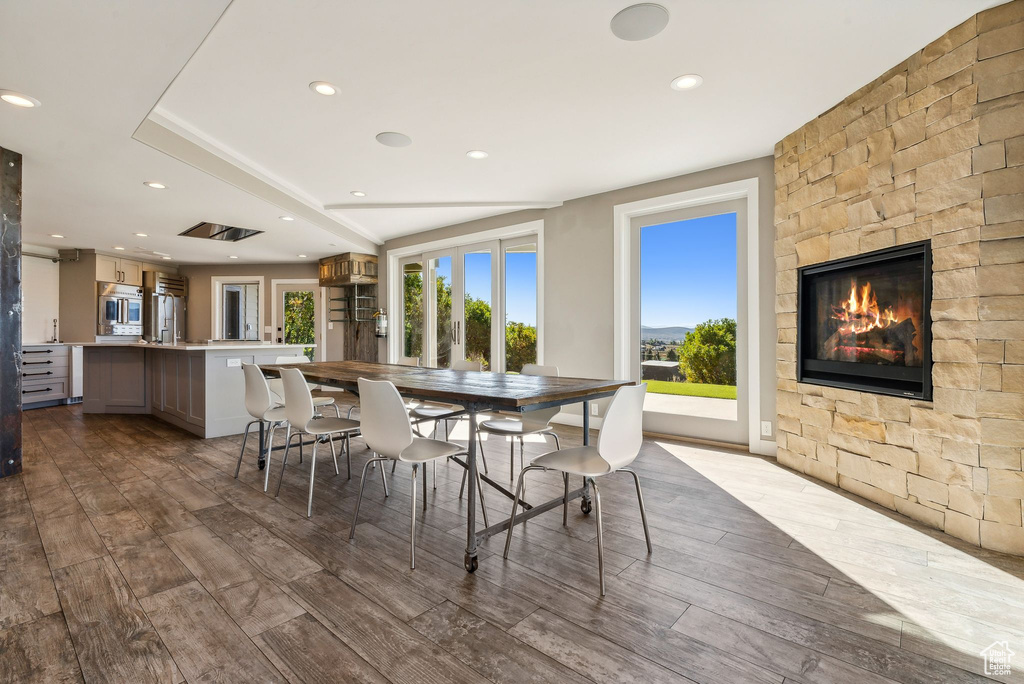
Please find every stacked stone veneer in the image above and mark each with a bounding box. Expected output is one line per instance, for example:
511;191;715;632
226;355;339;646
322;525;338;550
774;1;1024;555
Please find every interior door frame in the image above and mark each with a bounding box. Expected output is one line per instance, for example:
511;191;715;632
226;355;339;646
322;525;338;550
270;278;327;361
210;275;264;341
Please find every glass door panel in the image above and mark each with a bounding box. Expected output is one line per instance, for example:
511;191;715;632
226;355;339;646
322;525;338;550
401;259;425;363
462;243;497;370
503;241;538;373
425;251;454;368
274;283;321;361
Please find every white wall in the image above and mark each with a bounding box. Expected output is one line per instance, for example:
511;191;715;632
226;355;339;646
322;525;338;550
22;247;60;343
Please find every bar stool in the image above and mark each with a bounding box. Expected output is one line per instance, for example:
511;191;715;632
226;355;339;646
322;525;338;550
276;368;361;517
350;377;489;569
503;383;651;596
235;363;288;481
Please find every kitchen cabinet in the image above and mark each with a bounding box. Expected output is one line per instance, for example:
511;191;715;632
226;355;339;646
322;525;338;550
82;346;147;413
96;254;143;286
21;344;69;408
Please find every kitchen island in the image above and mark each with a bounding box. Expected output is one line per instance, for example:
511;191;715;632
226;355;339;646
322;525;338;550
81;342;315;438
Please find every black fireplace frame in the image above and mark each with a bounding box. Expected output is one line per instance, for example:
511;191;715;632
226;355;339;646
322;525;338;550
797;240;932;401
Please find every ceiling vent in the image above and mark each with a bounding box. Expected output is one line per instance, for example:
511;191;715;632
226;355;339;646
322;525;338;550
179;222;264;242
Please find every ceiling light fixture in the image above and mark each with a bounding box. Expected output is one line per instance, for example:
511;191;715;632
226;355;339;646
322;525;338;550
113;246;125;251
297;254;308;258
309;81;337;96
135;233;148;237
610;4;669;41
466;150;489;160
670;73;703;91
50;234;64;239
279;215;294;221
0;90;40;108
143;181;166;189
350;191;366;197
161;256;172;260
229;255;238;259
376;131;412;148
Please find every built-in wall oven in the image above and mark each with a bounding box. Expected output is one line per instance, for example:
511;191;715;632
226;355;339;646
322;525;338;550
97;282;143;335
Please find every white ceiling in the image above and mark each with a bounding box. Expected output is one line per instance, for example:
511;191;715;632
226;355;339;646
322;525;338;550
1;0;1004;264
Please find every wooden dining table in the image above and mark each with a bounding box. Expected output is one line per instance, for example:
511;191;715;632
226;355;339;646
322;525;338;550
261;360;631;572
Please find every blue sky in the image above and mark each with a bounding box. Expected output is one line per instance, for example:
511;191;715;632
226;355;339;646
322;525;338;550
464;251;537;326
640;213;736;328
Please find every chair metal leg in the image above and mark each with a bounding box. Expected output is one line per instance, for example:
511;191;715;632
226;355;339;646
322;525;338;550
234;420;257;478
263;422;279;492
563;472;569;526
275;432;300;497
550;431;561;450
350;457;387;539
423;458;428;512
299;433;303;464
503;465;542;559
306;440;319;518
592;479;605;596
410;464;418;569
509;438;515;481
345;433;352;480
329;435;339;475
432;460;436;491
333;403;342;418
621;468;652;554
458;466;467;499
380;455;390;497
475;466;489;528
391;460;397;474
477;431;488;474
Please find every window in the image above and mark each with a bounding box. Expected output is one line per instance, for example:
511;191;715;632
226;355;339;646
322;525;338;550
503;240;538;373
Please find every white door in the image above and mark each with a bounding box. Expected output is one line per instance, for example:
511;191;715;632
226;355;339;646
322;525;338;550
273;282;323;361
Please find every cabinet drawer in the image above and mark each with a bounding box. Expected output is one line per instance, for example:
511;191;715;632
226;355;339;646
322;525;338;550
22;367;67;382
22;378;68;404
21;355;68;371
23;345;68;358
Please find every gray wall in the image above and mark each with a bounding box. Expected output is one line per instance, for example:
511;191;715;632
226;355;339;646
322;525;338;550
177;262;347;361
379;156;777;444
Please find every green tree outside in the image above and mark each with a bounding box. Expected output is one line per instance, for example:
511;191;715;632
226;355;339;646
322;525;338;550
678;318;737;385
283;290;316;361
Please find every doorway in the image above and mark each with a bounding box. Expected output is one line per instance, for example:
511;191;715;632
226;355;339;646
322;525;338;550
272;280;325;361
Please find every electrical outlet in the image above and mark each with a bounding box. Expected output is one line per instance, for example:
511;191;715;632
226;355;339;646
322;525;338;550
226;358;241;368
328;322;334;330
760;420;773;437
591;403;599;416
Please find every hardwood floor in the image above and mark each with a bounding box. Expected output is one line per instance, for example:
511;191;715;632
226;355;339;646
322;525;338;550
3;401;1024;683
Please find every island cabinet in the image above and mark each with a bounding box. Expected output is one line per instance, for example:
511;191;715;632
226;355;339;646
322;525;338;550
149;349;206;429
82;345;147;413
81;343;312;438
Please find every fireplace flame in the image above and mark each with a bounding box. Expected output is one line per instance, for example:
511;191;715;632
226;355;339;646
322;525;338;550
832;281;898;335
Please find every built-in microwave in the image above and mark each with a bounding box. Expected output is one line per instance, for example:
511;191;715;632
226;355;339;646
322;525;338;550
97;282;143;335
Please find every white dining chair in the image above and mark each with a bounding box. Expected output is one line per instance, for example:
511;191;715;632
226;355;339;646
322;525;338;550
235;363;289;481
276;368;361;517
269;355;344;418
503;383;651;595
410;359;487;463
350;377;489;569
478;363;561;480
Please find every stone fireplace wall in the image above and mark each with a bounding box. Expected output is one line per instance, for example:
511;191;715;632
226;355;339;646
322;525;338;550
774;1;1024;555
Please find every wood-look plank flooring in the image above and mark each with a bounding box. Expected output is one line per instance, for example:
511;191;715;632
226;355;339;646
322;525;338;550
3;401;1024;683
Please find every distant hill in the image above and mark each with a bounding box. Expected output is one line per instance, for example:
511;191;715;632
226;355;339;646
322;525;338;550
641;326;693;342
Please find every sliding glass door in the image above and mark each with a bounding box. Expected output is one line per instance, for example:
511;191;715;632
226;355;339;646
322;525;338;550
400;237;531;372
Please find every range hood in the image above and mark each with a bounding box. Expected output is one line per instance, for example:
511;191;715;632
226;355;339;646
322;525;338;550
179;222;264;242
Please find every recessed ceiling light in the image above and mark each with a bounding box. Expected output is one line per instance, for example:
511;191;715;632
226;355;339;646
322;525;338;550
50;234;64;239
309;81;337;96
135;233;148;237
350;191;366;197
297;254;308;258
279;215;294;221
466;150;489;160
161;256;172;260
113;246;125;251
0;90;40;108
228;255;238;259
610;4;669;41
376;131;412;148
670;74;703;91
143;181;166;189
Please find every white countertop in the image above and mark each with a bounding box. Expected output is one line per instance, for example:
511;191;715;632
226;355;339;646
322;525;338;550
76;342;316;351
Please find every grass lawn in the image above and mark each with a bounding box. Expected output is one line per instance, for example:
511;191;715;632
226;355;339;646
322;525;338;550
646;380;737;400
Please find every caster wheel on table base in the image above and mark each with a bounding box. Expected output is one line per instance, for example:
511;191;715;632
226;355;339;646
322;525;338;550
581;498;593;514
464;553;479;573
258;459;266;471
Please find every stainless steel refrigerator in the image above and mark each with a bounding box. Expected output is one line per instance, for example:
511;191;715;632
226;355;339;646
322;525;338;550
143;272;187;344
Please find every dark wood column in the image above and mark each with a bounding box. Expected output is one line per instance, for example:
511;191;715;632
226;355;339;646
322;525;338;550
1;147;23;478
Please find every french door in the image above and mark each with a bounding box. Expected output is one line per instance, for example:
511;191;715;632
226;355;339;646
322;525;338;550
404;240;500;370
273;281;323;361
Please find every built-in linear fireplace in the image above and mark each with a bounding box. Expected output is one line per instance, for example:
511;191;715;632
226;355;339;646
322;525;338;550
798;241;932;400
